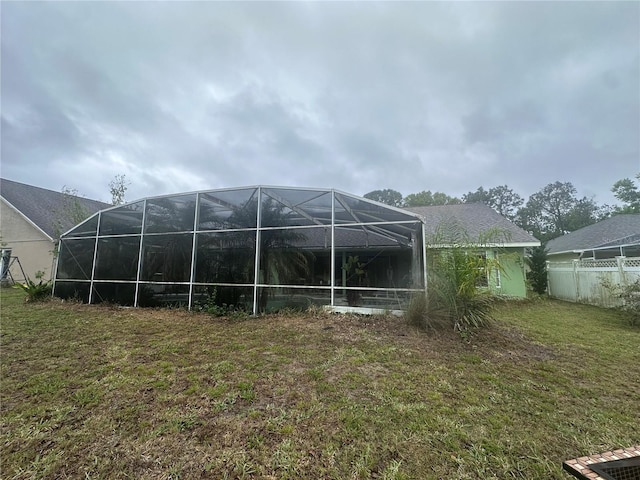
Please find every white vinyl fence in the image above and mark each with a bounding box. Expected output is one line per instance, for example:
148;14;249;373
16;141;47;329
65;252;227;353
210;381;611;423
547;257;640;307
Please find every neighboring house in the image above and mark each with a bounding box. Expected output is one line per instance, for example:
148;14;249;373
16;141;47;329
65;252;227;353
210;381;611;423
406;203;540;298
546;214;640;262
0;178;110;282
545;214;640;307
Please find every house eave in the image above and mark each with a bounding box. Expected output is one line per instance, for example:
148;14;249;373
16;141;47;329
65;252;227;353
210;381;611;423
427;241;540;249
548;241;640;257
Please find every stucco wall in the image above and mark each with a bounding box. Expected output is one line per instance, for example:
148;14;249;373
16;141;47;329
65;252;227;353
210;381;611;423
0;199;55;281
489;248;527;298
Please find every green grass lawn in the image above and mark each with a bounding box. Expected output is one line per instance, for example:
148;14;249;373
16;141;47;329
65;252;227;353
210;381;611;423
1;288;638;479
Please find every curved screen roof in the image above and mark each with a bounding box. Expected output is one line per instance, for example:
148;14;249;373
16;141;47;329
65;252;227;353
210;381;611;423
63;186;423;245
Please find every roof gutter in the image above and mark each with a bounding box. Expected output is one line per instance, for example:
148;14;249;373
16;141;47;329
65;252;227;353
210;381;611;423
549;241;640;256
426;241;540;249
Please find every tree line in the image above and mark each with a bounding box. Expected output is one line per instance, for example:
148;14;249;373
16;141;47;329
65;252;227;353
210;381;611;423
364;174;640;242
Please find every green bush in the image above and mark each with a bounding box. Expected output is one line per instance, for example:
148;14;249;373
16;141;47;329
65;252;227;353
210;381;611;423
14;276;52;302
526;245;548;295
194;287;249;318
601;277;640;326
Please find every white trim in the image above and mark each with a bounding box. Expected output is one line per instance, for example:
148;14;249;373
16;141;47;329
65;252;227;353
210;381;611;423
428;241;540;249
88;211;101;304
331;189;335;307
549;241;640;256
133;199;147;307
252;187;262;315
59;213;100;238
188;192;200;310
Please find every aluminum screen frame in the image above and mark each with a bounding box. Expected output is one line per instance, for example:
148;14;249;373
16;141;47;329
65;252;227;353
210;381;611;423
54;186;427;314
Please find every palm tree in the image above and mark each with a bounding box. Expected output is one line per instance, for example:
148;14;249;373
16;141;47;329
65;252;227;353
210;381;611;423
256;199;312;312
202;196;313;313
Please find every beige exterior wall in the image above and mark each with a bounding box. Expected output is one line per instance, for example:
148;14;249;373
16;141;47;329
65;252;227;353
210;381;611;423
0;199;56;282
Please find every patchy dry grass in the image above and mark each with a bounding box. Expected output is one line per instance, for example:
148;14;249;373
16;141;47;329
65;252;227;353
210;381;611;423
1;289;638;479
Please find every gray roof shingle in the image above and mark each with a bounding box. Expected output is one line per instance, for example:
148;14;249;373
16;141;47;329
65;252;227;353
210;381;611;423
1;178;110;239
546;214;640;255
405;203;540;246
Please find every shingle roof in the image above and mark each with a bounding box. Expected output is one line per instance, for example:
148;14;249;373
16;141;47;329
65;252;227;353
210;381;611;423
405;203;540;246
546;214;640;255
1;178;110;240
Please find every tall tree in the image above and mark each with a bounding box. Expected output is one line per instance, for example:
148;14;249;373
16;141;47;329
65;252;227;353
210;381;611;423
404;190;461;207
463;185;523;221
462;186;491;205
515;181;603;242
612;174;640;214
363;189;404;207
109;174;130;205
565;197;609;231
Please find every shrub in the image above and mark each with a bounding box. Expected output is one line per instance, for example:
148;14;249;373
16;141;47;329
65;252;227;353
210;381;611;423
601;277;640;326
194;287;249;318
14;275;52;302
526;245;548;295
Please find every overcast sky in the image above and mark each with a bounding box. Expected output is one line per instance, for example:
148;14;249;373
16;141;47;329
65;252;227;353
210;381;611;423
2;1;639;207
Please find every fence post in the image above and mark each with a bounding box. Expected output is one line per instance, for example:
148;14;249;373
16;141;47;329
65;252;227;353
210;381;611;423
573;259;580;302
545;260;550;296
617;256;626;287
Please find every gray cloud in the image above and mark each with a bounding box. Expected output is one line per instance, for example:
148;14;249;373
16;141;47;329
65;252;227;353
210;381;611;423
1;1;638;206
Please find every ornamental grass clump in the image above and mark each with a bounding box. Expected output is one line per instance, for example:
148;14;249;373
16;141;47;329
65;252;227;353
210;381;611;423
406;292;428;329
416;223;507;335
426;248;496;333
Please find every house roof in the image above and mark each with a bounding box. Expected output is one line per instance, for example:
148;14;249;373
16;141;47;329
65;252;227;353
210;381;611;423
546;214;640;255
405;203;540;247
1;178;110;240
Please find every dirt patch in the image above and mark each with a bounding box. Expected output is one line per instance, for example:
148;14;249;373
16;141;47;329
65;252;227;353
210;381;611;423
42;300;557;365
466;321;557;362
233;310;558;366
